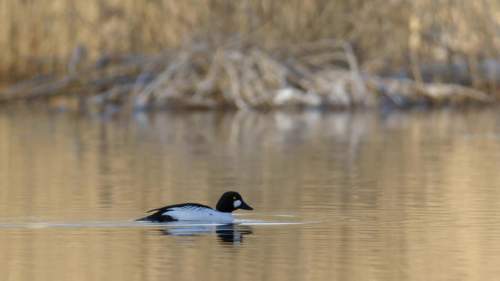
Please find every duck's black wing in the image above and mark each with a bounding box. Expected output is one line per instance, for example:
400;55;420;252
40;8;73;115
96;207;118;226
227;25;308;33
136;203;212;222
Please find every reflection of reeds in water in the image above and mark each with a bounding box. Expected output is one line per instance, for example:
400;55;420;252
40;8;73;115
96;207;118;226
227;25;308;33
1;110;500;280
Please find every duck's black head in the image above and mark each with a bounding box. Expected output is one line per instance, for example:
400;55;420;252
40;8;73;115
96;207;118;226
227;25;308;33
216;191;253;213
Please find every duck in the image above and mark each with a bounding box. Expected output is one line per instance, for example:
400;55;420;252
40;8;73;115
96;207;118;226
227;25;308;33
136;191;253;223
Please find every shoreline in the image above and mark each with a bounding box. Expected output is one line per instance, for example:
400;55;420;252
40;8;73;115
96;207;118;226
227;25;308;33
0;41;497;112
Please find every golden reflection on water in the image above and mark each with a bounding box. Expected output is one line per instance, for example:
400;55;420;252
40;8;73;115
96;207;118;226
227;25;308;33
0;108;500;281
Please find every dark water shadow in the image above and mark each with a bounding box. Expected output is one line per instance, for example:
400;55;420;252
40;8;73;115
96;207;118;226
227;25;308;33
158;224;253;244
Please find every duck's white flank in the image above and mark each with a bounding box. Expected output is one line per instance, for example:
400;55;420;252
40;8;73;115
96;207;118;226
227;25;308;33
162;205;234;223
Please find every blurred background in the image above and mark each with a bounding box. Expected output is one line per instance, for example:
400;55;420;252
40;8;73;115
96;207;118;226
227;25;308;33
0;0;498;109
0;0;498;77
1;2;500;281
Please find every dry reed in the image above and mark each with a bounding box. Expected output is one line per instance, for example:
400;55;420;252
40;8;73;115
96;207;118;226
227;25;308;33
0;0;498;75
0;0;498;108
0;40;493;110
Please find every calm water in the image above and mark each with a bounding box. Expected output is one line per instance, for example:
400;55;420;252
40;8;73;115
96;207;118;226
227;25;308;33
1;107;500;281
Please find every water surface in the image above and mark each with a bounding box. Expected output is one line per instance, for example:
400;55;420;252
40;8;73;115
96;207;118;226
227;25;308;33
1;108;500;281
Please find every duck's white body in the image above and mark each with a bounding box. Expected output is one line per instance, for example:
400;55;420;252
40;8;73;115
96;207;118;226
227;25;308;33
163;205;234;223
137;191;253;223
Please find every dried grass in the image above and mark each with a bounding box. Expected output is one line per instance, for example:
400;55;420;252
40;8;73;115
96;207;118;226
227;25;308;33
0;0;498;109
0;40;493;110
0;0;498;75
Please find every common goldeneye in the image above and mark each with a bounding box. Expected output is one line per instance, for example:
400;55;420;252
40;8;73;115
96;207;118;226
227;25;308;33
136;191;253;223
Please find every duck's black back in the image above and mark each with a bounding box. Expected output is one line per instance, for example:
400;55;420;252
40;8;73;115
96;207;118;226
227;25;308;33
136;203;213;222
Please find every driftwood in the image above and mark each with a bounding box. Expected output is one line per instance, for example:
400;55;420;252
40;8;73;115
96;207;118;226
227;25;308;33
0;40;496;110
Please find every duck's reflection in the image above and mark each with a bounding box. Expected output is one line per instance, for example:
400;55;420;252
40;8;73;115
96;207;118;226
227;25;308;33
159;224;253;244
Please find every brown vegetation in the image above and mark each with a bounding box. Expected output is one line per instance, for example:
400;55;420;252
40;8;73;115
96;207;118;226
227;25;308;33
0;0;498;109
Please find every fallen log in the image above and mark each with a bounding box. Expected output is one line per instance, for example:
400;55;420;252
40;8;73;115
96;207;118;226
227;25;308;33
0;40;495;110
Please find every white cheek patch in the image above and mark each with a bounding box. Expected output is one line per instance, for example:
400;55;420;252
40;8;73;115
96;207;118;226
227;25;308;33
233;200;242;208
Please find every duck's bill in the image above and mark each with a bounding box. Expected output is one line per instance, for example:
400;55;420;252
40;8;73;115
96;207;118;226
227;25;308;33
240;201;253;210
